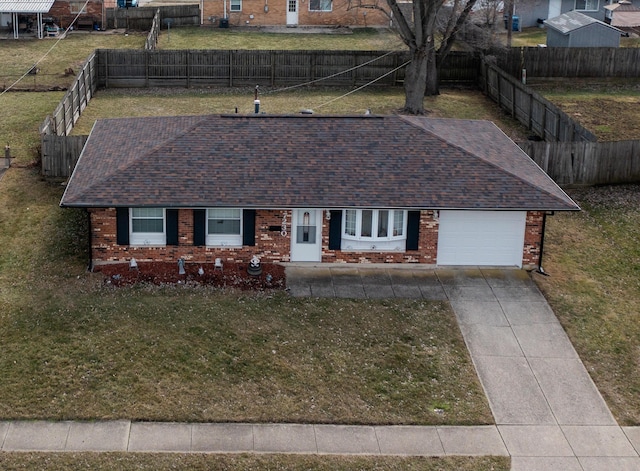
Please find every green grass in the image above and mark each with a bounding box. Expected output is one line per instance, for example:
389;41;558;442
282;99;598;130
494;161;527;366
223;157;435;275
0;31;145;90
157;25;406;50
528;79;640;140
509;27;547;47
535;184;640;425
0;453;510;471
69;87;528;140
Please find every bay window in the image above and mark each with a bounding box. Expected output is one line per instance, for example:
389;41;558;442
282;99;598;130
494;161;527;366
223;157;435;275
342;209;407;251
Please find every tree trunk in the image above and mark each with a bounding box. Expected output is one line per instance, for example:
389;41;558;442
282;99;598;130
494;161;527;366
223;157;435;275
403;46;429;114
425;45;439;96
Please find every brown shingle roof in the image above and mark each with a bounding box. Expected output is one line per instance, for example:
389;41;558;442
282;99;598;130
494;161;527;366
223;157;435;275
60;114;578;211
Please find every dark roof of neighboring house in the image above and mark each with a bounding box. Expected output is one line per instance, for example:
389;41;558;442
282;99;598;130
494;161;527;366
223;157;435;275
60;114;579;211
545;10;623;34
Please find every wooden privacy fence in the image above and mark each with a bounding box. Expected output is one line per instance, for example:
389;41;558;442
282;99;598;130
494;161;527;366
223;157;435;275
106;5;200;31
40;53;97;137
41;135;88;178
498;47;640;78
480;59;597;142
521;140;640;186
95;49;480;88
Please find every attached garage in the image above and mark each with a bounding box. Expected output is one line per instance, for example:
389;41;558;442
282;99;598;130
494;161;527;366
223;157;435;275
437;211;527;267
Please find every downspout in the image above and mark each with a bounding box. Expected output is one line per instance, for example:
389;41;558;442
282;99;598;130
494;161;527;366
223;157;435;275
536;211;552;276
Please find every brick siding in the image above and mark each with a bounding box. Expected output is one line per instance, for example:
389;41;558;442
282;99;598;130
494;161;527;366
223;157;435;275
203;0;389;27
89;208;543;269
48;1;104;29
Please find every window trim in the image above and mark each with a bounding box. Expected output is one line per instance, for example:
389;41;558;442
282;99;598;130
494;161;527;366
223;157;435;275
575;0;599;11
230;0;242;12
69;1;87;13
341;209;407;251
309;0;332;12
129;208;166;246
206;208;243;247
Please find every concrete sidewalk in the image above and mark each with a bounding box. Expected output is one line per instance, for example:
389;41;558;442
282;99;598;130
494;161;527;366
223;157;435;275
0;421;509;456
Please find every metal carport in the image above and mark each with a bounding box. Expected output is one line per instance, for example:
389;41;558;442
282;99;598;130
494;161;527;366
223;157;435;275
0;0;55;39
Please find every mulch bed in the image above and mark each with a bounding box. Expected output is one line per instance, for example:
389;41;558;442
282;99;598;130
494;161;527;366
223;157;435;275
95;261;286;290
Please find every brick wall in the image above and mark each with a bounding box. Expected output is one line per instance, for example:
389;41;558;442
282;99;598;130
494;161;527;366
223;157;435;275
89;208;544;269
203;0;389;27
522;210;544;269
48;0;104;29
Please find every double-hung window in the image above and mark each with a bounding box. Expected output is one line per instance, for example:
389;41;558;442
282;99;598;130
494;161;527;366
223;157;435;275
309;0;331;11
230;0;242;11
130;208;166;245
342;209;407;251
575;0;598;10
207;208;242;246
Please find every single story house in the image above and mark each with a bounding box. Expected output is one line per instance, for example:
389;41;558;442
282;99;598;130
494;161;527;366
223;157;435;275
60;114;579;270
545;10;623;46
202;0;390;27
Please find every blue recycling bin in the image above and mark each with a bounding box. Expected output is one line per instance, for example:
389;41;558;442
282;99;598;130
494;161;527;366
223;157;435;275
512;16;519;31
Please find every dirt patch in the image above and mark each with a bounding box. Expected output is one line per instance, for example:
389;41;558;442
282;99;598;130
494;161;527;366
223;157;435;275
95;261;286;290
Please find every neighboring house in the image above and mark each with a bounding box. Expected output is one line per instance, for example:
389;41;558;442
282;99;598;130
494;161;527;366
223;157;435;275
60;114;579;270
514;0;640;29
604;0;640;31
202;0;390;27
545;10;623;46
0;0;55;38
48;0;113;30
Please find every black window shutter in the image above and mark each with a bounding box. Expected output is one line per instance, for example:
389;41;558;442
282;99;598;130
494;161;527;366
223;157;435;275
193;209;206;246
328;210;342;250
242;209;256;246
166;209;179;246
116;207;129;245
406;210;421;251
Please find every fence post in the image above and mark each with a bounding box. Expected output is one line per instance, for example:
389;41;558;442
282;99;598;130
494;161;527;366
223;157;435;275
229;50;233;87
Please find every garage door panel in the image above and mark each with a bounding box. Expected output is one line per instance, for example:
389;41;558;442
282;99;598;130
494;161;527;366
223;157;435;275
437;211;526;267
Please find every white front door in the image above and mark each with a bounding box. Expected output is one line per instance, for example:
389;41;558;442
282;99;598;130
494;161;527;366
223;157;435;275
286;0;299;25
548;0;561;19
290;209;322;262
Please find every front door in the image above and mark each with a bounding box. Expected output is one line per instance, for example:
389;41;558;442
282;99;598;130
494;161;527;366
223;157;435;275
286;0;299;26
290;209;322;262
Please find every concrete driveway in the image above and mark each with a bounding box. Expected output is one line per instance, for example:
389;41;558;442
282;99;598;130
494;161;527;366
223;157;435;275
286;264;640;471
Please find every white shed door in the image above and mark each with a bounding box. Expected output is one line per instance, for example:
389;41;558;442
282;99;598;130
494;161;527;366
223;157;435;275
437;211;526;267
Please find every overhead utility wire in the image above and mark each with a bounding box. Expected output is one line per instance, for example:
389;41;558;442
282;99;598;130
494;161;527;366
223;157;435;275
0;0;92;97
314;59;411;109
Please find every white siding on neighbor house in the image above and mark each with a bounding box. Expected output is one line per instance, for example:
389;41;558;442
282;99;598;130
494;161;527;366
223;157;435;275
437;211;527;267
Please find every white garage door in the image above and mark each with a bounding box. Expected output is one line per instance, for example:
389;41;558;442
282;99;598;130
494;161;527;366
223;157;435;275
437;211;526;267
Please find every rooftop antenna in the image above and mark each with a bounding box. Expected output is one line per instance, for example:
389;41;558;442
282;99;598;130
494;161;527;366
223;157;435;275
254;85;260;114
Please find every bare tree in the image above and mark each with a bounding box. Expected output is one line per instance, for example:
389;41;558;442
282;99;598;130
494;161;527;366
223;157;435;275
381;0;479;113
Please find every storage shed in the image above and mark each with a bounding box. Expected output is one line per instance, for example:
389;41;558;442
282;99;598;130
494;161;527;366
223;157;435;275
545;10;623;47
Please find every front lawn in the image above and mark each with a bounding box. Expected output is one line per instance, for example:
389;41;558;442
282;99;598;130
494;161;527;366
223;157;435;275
0;453;510;471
